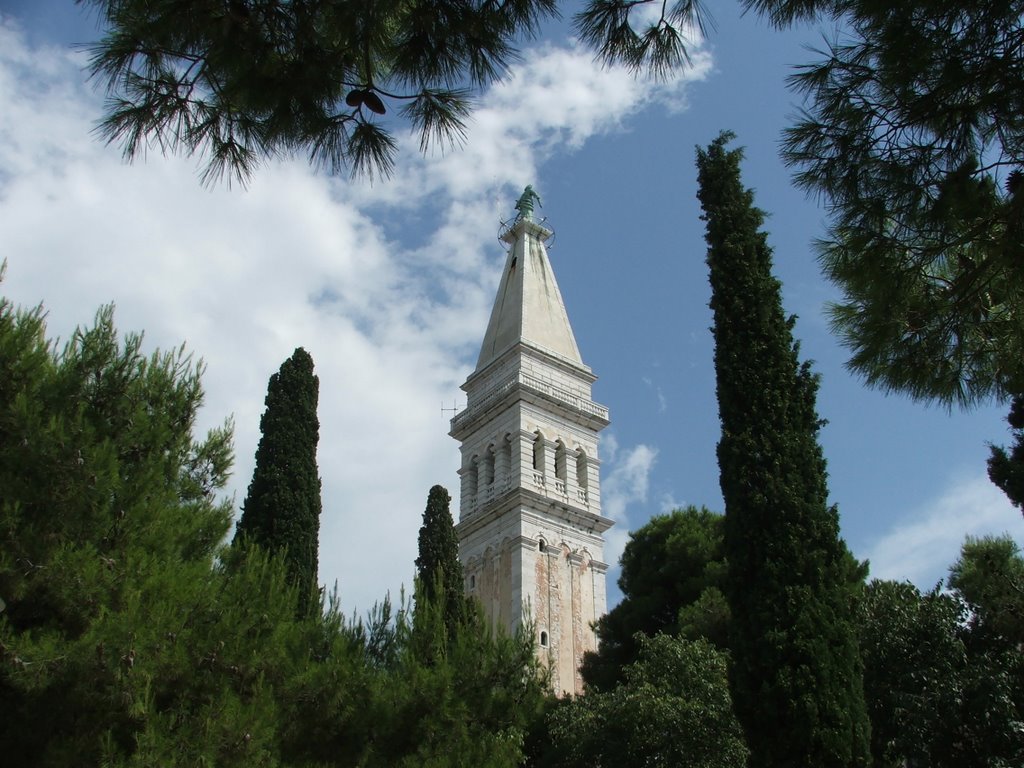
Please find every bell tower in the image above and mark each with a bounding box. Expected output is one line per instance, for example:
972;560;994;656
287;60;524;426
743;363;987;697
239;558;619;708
450;190;612;695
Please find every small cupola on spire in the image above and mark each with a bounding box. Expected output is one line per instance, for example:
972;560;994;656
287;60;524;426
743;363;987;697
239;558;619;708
476;186;583;371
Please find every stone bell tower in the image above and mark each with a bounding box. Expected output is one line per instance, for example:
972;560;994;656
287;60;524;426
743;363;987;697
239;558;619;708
449;188;612;695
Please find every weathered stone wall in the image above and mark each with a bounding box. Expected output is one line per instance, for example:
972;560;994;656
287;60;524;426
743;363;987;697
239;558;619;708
462;515;608;695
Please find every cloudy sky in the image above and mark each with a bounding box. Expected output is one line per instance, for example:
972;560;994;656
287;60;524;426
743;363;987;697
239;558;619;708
2;1;1022;614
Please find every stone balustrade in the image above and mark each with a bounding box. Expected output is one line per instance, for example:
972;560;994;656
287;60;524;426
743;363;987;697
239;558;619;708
452;370;608;434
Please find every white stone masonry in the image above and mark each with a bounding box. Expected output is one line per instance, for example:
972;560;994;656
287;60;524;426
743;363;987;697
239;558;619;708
450;214;612;695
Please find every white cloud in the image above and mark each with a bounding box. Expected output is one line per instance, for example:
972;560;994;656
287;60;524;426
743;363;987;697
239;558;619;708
601;443;659;566
642;376;669;413
602;432;620;465
0;19;709;614
345;37;711;211
659;492;685;512
864;470;1024;588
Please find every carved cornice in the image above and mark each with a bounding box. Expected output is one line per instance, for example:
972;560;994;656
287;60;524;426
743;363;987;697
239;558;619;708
450;371;609;439
456;485;614;541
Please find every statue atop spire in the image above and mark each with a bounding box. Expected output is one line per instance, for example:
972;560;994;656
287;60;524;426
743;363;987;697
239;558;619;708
514;184;542;221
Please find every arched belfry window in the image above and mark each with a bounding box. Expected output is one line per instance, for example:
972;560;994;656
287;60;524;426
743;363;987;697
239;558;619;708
576;449;589;490
554;440;568;482
500;434;513;487
483;445;495;485
467;455;479;497
532;432;545;472
539;630;549;648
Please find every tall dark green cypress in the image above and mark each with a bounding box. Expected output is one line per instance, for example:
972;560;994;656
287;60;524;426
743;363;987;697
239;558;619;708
415;484;464;634
696;133;870;768
235;347;322;616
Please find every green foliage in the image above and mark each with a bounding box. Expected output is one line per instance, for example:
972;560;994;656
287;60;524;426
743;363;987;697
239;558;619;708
415;484;465;638
697;131;870;768
948;646;1024;768
861;559;1024;768
0;294;305;765
80;0;557;185
0;291;547;766
859;580;968;768
290;593;547;768
778;0;1024;407
949;535;1024;647
404;484;546;767
235;347;322;617
574;0;711;78
580;505;729;691
391;598;547;767
547;634;747;768
989;396;1024;514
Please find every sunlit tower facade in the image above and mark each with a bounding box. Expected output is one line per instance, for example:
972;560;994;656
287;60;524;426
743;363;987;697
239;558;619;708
450;193;612;694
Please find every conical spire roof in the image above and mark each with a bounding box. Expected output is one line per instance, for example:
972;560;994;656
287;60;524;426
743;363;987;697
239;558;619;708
476;214;583;371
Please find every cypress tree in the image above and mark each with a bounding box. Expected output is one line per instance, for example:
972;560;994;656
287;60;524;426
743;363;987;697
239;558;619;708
696;132;870;768
415;484;464;634
235;347;322;616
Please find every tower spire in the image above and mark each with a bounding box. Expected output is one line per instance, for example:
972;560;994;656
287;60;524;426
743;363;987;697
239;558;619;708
477;189;582;370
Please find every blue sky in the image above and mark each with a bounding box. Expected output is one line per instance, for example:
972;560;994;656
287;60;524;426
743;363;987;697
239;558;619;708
2;1;1022;612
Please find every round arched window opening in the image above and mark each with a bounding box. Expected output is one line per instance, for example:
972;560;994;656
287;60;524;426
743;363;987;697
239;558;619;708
466;456;479;497
538;538;546;552
469;574;476;589
539;630;549;648
576;449;589;490
554;440;568;482
483;446;496;485
532;431;545;471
